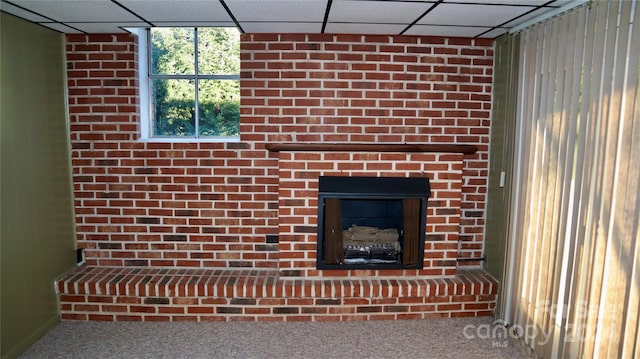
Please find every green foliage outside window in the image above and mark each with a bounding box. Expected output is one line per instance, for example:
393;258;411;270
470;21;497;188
150;27;240;138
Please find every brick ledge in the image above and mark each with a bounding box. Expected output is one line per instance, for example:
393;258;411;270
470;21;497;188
57;265;498;321
57;265;497;298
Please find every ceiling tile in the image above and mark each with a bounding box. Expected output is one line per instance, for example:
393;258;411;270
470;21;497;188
480;27;509;38
118;0;232;23
225;0;326;22
240;22;323;33
443;0;549;5
418;3;535;27
502;7;549;27
0;1;51;22
404;25;493;38
68;22;148;33
150;21;237;28
38;22;84;33
325;22;406;35
507;1;589;29
328;0;434;24
547;0;582;6
8;0;141;22
2;0;561;37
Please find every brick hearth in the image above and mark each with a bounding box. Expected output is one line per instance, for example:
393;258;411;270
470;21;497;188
57;266;497;321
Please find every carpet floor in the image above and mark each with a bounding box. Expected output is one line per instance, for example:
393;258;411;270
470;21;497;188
19;317;534;358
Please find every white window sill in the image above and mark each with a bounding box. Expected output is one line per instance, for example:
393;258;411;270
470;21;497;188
138;136;241;143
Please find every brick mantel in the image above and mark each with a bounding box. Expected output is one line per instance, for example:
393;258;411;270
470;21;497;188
265;143;479;154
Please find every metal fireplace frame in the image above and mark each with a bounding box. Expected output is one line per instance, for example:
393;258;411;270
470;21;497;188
316;176;431;270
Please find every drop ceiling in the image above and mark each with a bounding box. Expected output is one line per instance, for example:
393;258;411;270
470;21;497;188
1;0;582;38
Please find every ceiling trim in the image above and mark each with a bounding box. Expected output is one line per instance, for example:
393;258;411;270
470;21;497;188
219;0;245;33
400;0;443;35
475;0;555;37
321;0;333;34
510;0;589;33
0;0;583;38
111;0;154;27
2;0;86;33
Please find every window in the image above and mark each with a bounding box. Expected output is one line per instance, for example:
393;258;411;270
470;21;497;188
144;27;240;140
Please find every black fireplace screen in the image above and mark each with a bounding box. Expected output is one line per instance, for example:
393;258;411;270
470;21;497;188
317;176;431;270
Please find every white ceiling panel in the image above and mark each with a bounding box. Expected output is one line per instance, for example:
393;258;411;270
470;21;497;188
328;0;433;24
240;22;323;33
506;0;589;30
118;0;232;23
443;0;549;5
419;3;535;27
0;0;587;37
325;22;407;35
404;25;493;38
39;22;85;33
480;27;510;38
0;2;51;22
151;21;237;27
70;22;148;33
9;0;141;22
225;0;326;21
502;6;566;27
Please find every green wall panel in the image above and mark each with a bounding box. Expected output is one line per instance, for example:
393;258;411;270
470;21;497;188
1;13;76;359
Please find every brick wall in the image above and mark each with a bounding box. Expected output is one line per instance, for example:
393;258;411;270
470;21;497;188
66;33;493;271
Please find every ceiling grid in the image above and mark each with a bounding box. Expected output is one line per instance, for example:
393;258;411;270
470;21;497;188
0;0;579;38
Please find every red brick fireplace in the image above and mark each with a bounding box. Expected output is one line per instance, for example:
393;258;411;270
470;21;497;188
271;144;470;278
58;32;497;321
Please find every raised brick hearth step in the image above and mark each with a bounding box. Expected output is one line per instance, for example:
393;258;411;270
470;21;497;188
57;266;498;321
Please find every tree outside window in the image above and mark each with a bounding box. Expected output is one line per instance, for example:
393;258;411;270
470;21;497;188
149;27;240;138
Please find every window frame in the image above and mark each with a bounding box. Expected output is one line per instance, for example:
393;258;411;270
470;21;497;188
137;27;241;143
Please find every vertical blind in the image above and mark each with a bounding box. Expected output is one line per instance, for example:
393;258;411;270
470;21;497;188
505;1;640;358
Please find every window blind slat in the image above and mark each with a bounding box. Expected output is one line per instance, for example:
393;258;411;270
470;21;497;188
537;18;565;353
618;6;640;358
548;10;582;352
568;3;607;356
590;2;629;355
600;2;640;356
513;26;542;333
555;7;587;355
577;2;615;356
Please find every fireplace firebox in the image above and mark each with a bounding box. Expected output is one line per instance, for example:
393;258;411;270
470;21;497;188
317;176;431;270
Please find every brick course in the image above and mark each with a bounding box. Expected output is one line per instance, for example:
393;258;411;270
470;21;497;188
66;33;493;270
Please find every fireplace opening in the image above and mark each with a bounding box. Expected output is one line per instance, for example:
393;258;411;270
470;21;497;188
317;176;431;270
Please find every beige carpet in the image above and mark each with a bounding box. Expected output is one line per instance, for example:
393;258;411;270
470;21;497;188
19;317;534;358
